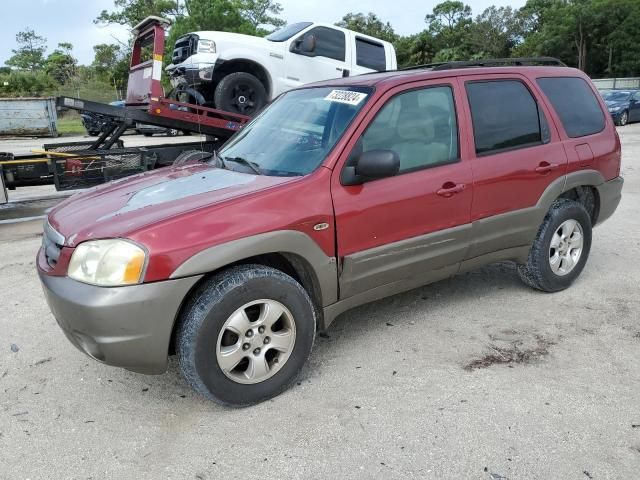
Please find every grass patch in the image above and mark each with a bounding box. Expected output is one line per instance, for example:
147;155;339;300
57;113;85;136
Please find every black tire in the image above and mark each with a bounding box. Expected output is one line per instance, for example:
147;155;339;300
143;132;153;137
214;72;267;116
518;199;592;292
172;150;213;166
87;131;100;137
175;265;316;406
615;110;629;126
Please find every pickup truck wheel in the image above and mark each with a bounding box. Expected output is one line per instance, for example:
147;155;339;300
518;199;592;292
175;265;316;406
214;72;267;116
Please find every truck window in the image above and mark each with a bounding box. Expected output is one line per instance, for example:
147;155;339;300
307;27;346;61
537;77;606;138
356;38;386;71
359;86;459;173
466;80;543;156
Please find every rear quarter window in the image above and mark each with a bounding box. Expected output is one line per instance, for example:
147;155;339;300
536;77;606;138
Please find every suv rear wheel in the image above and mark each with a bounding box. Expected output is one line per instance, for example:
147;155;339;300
518;199;592;292
214;72;267;116
175;265;316;406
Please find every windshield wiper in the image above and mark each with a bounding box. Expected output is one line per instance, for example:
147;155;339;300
224;156;263;175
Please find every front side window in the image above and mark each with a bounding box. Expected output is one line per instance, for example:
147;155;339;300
218;86;373;176
356;86;459;173
356;38;386;71
466;80;543;155
296;27;346;61
537;77;605;138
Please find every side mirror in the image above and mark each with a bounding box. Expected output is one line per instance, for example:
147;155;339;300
342;150;400;186
298;34;316;54
302;34;316;53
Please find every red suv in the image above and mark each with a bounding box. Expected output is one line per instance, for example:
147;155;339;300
38;59;623;406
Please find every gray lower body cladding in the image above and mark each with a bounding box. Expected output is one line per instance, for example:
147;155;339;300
39;272;202;374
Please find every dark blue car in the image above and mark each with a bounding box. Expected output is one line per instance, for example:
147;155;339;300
600;89;640;126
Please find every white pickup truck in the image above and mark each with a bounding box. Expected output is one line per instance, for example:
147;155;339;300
166;21;397;115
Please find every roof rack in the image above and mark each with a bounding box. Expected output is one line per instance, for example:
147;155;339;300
400;57;566;72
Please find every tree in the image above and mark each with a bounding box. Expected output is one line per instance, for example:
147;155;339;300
45;43;78;84
426;1;472;31
238;0;285;31
92;43;130;92
5;29;47;72
468;6;520;59
96;0;185;27
336;12;398;43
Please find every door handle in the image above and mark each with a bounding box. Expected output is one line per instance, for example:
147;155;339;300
437;182;465;197
535;162;560;174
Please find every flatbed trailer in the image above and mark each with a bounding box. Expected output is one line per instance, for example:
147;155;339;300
0;16;250;198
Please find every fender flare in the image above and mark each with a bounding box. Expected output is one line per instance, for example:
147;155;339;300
169;230;338;306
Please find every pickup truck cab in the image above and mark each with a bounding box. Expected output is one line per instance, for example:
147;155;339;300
39;60;623;406
166;21;397;114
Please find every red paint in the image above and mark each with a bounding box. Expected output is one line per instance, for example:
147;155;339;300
41;65;621;284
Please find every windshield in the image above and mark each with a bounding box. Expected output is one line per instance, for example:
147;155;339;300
601;90;631;102
217;86;374;176
266;22;313;42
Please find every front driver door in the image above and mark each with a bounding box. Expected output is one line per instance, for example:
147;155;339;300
331;80;474;300
284;27;349;91
629;91;640;122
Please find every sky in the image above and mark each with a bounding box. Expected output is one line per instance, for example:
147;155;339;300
1;0;526;66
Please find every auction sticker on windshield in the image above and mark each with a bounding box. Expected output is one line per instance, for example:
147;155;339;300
324;90;368;106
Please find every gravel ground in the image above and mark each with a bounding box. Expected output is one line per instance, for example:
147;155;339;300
0;125;639;479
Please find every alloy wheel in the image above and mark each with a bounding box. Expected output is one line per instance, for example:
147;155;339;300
549;219;584;276
216;299;296;384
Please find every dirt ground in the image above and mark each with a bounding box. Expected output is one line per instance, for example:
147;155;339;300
0;125;639;479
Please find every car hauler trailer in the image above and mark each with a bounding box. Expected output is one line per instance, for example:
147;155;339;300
0;16;250;192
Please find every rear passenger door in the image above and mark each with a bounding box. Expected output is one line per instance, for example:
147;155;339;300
332;80;474;299
350;36;387;75
460;75;568;258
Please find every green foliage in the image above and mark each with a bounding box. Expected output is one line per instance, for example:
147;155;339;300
0;71;57;97
336;12;398;43
96;0;184;27
5;29;47;71
238;0;285;30
91;43;130;93
45;43;78;84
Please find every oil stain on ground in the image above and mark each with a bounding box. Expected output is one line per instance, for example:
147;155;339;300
464;335;555;371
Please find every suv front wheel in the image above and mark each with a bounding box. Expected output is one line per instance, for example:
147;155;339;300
175;264;316;406
518;199;592;292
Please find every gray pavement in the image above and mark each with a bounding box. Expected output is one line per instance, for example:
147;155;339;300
0;126;639;479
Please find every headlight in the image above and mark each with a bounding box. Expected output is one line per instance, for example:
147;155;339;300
68;239;147;286
609;106;622;112
198;39;216;54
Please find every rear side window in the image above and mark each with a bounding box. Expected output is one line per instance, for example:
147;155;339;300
537;77;605;138
308;27;345;61
466;80;543;155
356;38;386;71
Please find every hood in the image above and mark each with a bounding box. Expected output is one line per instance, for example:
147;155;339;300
194;31;283;52
605;100;627;109
48;163;293;247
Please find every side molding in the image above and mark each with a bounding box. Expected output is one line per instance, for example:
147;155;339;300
170;230;338;306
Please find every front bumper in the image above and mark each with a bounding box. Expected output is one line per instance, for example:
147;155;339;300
38;269;202;374
595;176;624;225
167;54;220;87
